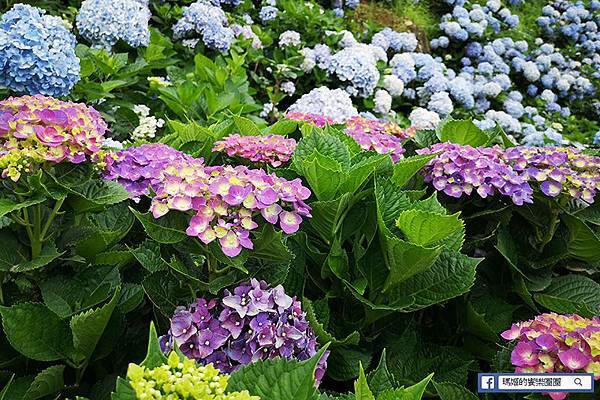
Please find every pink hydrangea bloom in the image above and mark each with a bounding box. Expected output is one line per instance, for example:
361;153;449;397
344;116;414;162
105;144;312;257
285;112;333;128
213;134;297;167
502;313;600;399
0;95;107;181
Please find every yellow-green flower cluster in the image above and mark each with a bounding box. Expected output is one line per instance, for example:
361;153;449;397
126;352;259;400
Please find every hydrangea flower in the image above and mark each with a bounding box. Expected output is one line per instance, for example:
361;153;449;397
0;4;80;97
76;0;151;51
130;105;165;142
279;30;301;47
327;46;380;97
502;313;600;400
259;6;279;23
281;81;296;95
285;112;333;128
383;75;405;97
104;144;312;257
345;116;414;162
287;87;358;124
417;143;534;205
160;280;329;385
0;95;107;181
408;108;441;130
371;28;418;53
173;1;234;53
504;146;600;204
126;351;258;400
213;134;297;167
373;89;392;115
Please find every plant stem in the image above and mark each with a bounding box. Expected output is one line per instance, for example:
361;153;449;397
40;197;65;241
30;205;42;259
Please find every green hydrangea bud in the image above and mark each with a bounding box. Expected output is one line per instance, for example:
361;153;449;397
126;351;260;400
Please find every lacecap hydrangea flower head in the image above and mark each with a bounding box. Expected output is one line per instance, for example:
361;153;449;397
0;95;107;181
76;0;151;51
502;313;600;400
160;279;329;385
126;351;259;400
0;4;80;97
213;134;297;167
344;116;414;162
104;144;312;257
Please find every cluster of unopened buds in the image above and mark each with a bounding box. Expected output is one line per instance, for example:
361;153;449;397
160;279;328;385
344;116;414;162
0;95;107;181
213;134;297;167
126;351;259;400
417;143;600;205
502;313;600;400
104;144;311;257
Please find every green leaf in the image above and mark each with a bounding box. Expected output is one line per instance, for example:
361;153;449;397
268;119;299;135
142;272;194;316
382;238;443;291
233;115;262;136
39;265;120;318
0;232;26;271
251;224;294;263
141;322;168;369
130;240;169;272
130;208;188;244
338;153;388;195
12;244;64;273
534;275;600;317
386;250;480;312
433;381;479;400
327;346;372;382
227;345;330;400
374;176;411;237
70;288;121;361
562;215;600;262
0;303;71;361
309;194;352;244
303;298;360;346
391;154;436;188
0;375;14;400
111;377;137;400
0;196;45;218
367;350;396;396
377;373;434;400
354;363;375;400
23;365;65;400
438;119;489;147
396;210;464;248
68;179;131;206
298;154;348;201
294;132;350;169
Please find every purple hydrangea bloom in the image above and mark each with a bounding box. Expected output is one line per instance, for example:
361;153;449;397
160;279;329;385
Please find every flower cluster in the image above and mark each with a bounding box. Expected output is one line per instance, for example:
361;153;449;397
259;6;279;23
0;95;107;181
408;108;441;131
173;0;234;53
287;87;358;124
418;144;600;205
104;144;311;257
231;25;263;49
126;351;259;400
417;143;534;205
160;279;328;384
502;313;600;400
285;112;333;128
131;105;165;143
344;116;414;162
213;134;297;167
279;30;301;47
76;0;151;51
0;4;80;97
371;28;418;53
505;146;600;204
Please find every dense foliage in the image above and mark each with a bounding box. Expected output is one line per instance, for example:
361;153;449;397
0;1;599;400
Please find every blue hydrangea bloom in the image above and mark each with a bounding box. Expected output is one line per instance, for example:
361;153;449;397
327;47;380;97
172;0;234;53
76;0;151;51
259;6;279;23
0;4;80;96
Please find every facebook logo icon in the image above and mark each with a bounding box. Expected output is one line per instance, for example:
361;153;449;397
480;375;496;392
